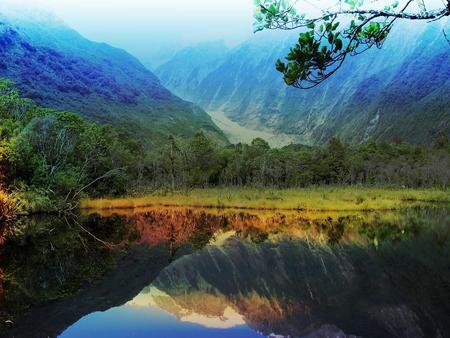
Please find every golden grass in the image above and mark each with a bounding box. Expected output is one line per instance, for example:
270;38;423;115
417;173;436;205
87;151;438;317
81;187;450;212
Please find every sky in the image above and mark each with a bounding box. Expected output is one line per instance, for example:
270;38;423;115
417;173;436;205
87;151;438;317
1;0;444;67
17;0;257;67
0;0;337;66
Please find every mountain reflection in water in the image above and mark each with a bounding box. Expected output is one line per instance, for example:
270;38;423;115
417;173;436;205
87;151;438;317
0;206;449;338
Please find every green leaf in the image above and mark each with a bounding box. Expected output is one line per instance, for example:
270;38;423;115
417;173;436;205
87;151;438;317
276;59;286;72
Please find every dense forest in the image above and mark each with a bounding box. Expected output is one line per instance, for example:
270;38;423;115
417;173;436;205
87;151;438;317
151;132;450;190
1;78;449;224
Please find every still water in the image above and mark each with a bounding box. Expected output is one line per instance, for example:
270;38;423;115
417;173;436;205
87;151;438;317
0;206;449;337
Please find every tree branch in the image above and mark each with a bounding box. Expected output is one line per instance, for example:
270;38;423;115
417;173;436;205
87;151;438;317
256;0;450;88
262;6;449;30
70;167;126;201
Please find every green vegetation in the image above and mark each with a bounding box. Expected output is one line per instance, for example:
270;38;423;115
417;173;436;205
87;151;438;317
0;189;18;243
1;78;449;222
0;79;140;214
145;133;450;190
82;187;450;212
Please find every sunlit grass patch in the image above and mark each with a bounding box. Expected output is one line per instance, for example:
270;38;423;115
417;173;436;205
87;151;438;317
81;187;450;212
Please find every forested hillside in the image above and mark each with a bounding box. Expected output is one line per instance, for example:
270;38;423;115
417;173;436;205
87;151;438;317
157;21;450;145
0;13;226;145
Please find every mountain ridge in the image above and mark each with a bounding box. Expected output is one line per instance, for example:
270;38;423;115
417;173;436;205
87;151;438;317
0;12;227;145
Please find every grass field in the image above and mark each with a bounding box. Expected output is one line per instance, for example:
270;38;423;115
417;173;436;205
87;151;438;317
81;187;450;212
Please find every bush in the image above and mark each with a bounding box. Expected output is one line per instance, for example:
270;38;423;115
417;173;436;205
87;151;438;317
0;189;18;243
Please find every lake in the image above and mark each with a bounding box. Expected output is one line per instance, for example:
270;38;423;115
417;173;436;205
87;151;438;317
0;206;449;337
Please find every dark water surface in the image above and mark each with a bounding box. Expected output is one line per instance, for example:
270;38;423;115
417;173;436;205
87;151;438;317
0;206;449;338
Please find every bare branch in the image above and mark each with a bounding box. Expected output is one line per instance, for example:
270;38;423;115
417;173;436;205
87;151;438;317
70;167;126;201
444;29;450;44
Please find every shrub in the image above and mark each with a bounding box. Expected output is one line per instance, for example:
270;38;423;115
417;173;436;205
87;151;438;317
0;189;18;243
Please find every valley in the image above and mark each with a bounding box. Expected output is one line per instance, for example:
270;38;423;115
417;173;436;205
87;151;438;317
0;13;226;146
207;111;299;147
0;1;449;337
157;22;450;145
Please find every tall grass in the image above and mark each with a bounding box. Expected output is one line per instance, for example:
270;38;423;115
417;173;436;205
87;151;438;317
81;187;450;212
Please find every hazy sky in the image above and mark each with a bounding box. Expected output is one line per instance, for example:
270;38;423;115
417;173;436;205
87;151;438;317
2;0;444;67
27;0;256;67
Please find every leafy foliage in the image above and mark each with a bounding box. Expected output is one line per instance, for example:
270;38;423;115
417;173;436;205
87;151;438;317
254;0;450;88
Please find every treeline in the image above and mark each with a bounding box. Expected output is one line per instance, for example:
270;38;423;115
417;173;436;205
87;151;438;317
1;78;450;216
146;132;450;190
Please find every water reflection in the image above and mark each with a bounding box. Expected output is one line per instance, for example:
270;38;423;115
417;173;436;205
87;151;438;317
0;206;449;337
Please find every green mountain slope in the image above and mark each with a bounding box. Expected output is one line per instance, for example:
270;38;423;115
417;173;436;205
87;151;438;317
0;13;227;145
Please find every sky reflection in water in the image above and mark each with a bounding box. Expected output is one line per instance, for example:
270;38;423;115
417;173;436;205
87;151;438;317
60;304;262;338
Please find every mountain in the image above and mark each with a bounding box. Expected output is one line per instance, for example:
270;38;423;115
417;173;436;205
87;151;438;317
157;20;450;145
0;9;227;145
157;41;229;103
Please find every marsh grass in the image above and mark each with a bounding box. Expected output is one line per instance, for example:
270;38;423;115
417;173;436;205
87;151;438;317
81;187;450;212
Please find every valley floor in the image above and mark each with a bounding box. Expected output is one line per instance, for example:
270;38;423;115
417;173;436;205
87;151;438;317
208;111;301;147
81;187;450;212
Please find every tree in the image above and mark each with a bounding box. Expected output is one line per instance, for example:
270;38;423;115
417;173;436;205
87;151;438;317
316;137;349;184
254;0;450;88
187;132;221;187
434;131;449;149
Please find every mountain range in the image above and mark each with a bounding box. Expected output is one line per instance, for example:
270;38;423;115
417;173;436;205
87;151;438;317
0;9;226;146
152;231;450;338
157;20;450;145
1;6;448;148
